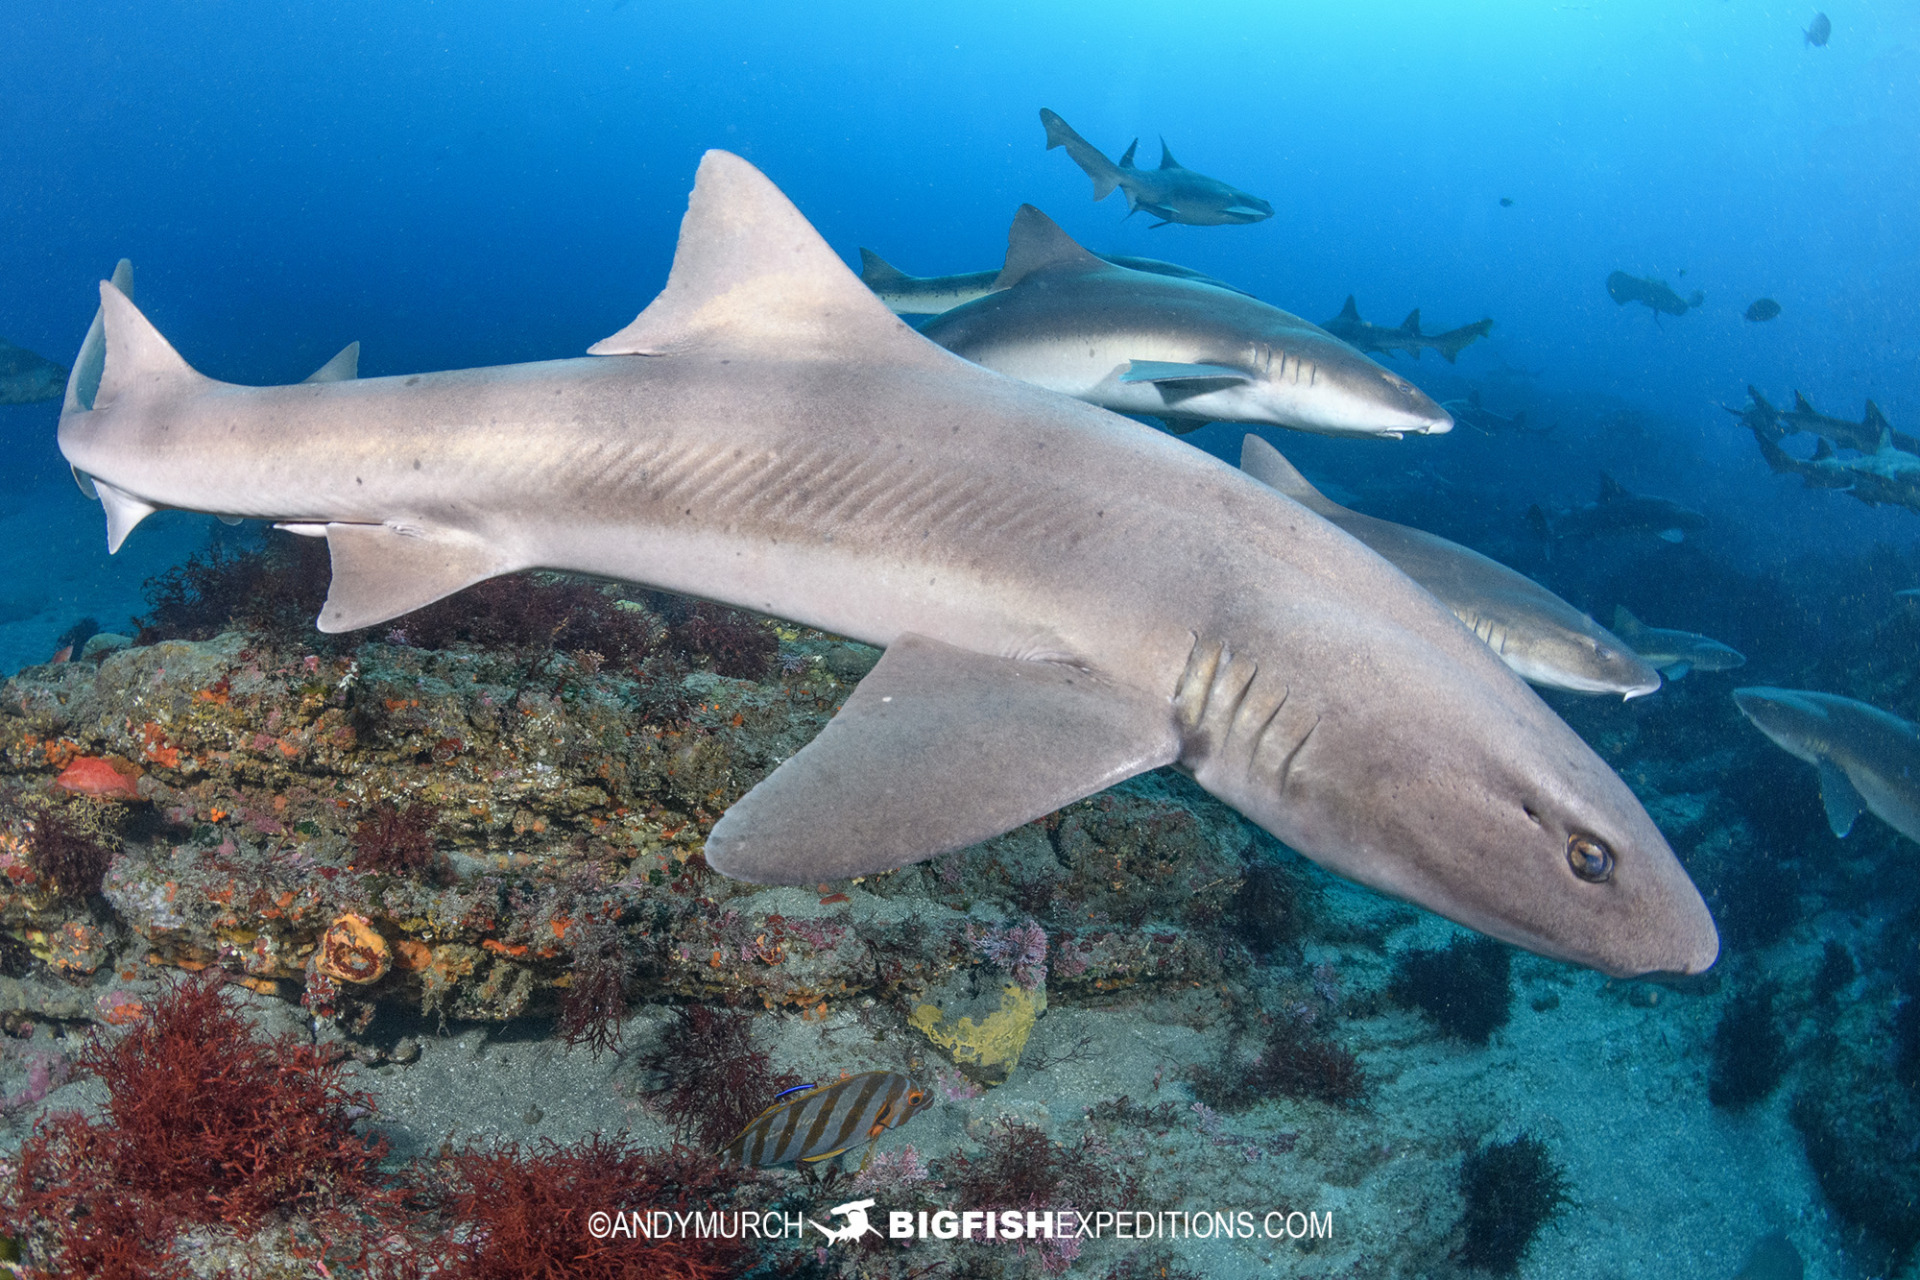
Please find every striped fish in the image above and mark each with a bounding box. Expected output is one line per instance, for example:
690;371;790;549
720;1071;932;1167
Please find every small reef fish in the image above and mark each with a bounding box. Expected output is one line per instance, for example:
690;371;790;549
1241;436;1659;698
1039;108;1272;228
1734;687;1920;843
857;248;1253;316
1528;474;1708;546
0;338;68;406
1804;12;1830;47
720;1072;931;1166
1744;298;1781;322
53;755;144;801
1320;297;1494;364
1610;607;1745;680
1607;271;1703;318
920;206;1451;439
1732;1230;1803;1280
56;151;1717;977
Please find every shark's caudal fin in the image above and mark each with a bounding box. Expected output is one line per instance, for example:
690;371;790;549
63;259;134;418
1434;319;1494;363
995;205;1106;288
1039;108;1123;201
590;151;941;366
857;248;911;289
304;342;360;383
1336;296;1362;323
703;633;1180;883
1525;504;1556;548
94;282;211;411
1239;434;1343;517
1117;139;1139;169
1158;137;1182;170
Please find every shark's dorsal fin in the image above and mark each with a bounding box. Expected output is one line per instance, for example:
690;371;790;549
995;205;1106;288
858;249;909;288
1865;400;1890;432
96;281;212;411
1336;296;1362;323
1118;139;1139;169
1813;438;1835;461
1793;391;1816;413
1598;472;1627;503
702;633;1179;883
590;151;939;364
1611;605;1645;639
1748;385;1775;414
303;341;360;383
1239;435;1342;517
1400;309;1422;335
1158;137;1182;170
64;259;133;416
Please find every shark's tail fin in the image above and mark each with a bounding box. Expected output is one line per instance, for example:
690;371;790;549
1039;108;1123;202
1526;503;1556;549
1118;139;1139;169
1433;318;1494;364
62;259;133;418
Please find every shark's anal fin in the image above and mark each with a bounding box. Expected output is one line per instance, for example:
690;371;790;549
1817;758;1863;838
1120;360;1249;385
703;634;1179;884
302;522;517;633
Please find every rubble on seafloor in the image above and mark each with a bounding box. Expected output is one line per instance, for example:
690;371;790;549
0;561;1909;1278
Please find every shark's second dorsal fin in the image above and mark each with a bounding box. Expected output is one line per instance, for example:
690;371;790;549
1400;309;1422;335
1793;391;1816;413
1598;472;1627;503
858;249;909;289
1158;137;1182;170
1336;296;1362;322
590;151;940;365
995;205;1106;289
1239;435;1342;517
64;259;134;416
303;342;360;383
95;281;213;411
1612;605;1645;639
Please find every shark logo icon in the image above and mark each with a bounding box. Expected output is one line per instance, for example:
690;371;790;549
809;1198;880;1246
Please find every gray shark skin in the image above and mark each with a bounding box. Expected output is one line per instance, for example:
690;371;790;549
0;338;68;405
858;248;1253;316
1320;297;1494;365
920;207;1451;439
1528;473;1708;546
1751;426;1920;513
1606;271;1703;318
56;151;1715;978
1610;607;1745;681
1040;109;1273;229
1242;436;1659;699
1734;687;1920;844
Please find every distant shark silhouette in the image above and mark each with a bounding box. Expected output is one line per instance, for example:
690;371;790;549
1321;297;1493;364
1040;108;1272;228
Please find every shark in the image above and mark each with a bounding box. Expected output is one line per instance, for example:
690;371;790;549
1528;474;1708;547
1733;687;1920;844
1751;428;1920;513
55;150;1716;978
1241;436;1660;699
1772;389;1917;456
1442;390;1552;439
1039;109;1273;229
1609;607;1745;681
0;338;68;405
1320;297;1494;364
1607;271;1703;318
919;206;1452;439
857;248;1253;316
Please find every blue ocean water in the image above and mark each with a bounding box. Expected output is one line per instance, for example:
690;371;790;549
3;2;1920;1276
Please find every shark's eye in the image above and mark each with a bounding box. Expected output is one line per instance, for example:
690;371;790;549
1567;833;1614;883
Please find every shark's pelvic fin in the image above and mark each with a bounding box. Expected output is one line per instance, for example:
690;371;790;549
1817;758;1863;838
702;633;1180;884
309;521;519;633
1238;435;1342;517
995;205;1106;288
95;479;158;554
96;281;210;410
65;259;134;418
590;151;937;364
303;342;360;383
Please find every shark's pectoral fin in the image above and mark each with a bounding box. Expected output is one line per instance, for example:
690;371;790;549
1660;661;1691;680
1120;360;1250;385
296;521;518;633
703;633;1179;884
1817;759;1863;838
1658;528;1686;543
